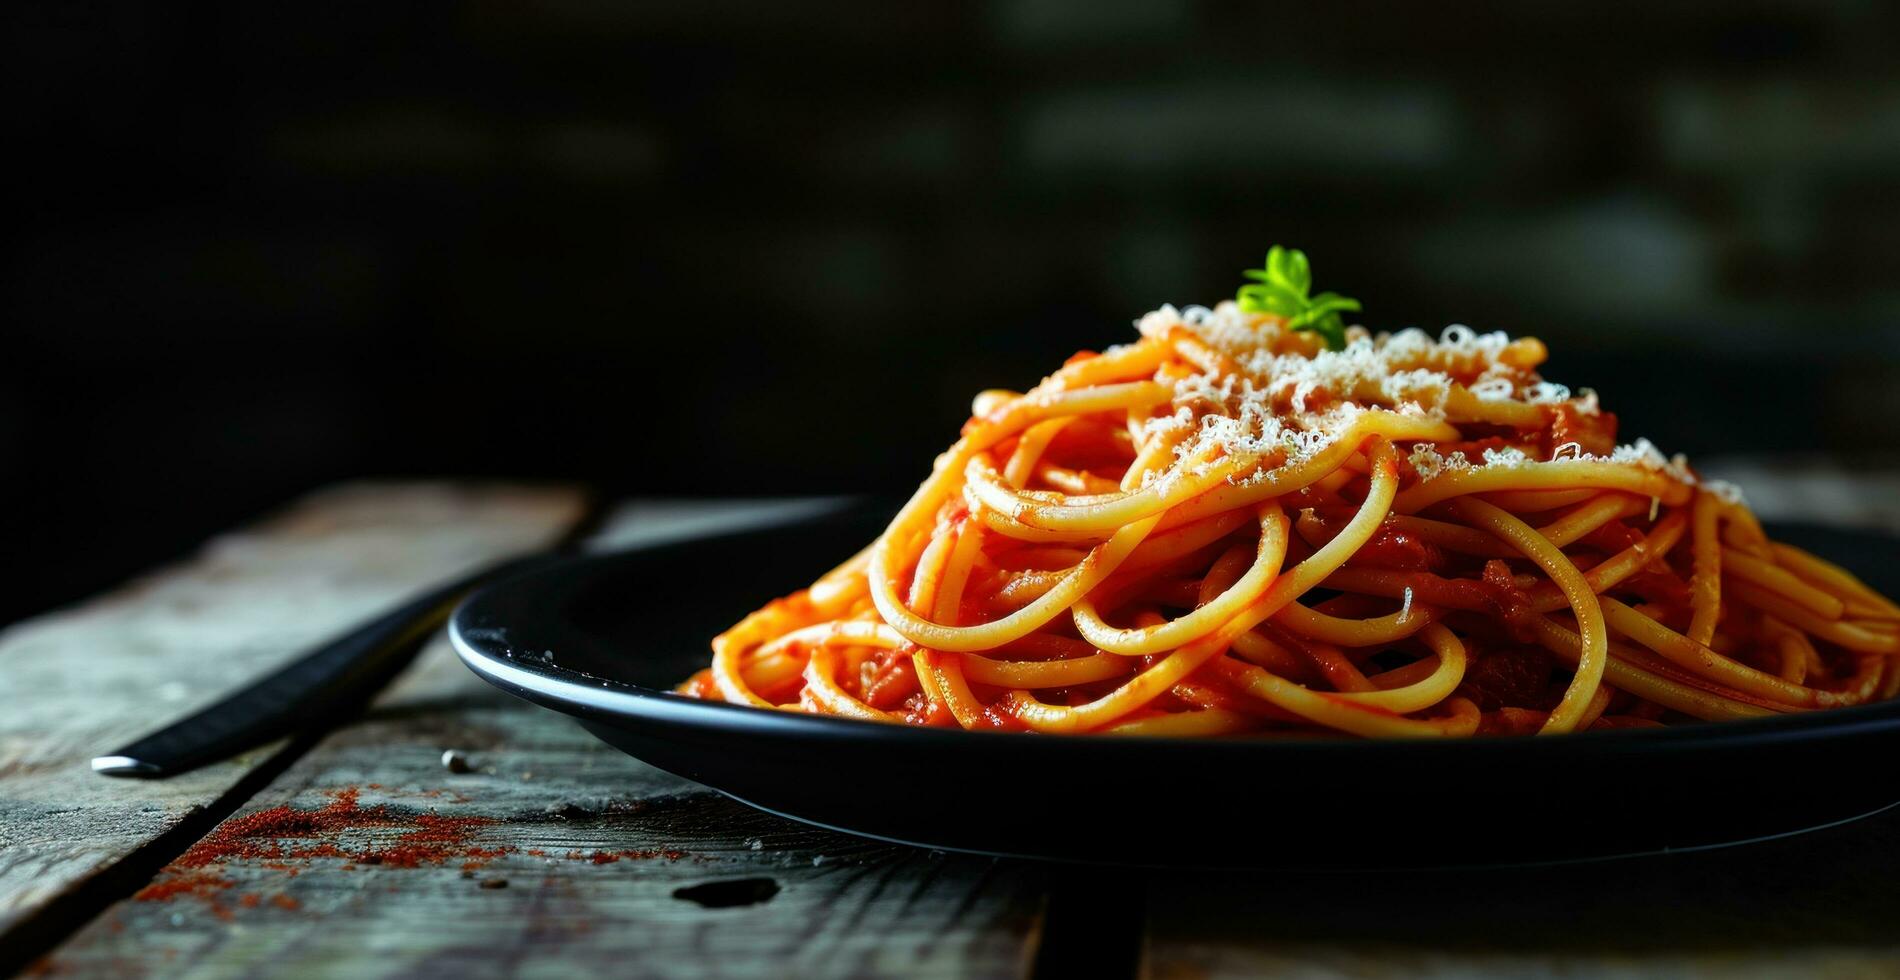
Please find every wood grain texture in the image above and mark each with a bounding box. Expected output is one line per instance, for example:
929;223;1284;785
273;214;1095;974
40;500;1047;979
0;483;583;940
1143;807;1900;979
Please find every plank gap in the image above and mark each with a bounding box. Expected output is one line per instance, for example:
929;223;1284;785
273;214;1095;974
1030;866;1146;980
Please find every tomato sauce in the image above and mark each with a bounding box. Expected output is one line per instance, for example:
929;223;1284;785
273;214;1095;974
1547;403;1619;458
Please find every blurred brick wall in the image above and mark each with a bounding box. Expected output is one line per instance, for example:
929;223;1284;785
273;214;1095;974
6;0;1900;618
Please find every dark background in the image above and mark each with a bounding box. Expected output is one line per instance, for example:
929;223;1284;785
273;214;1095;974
7;2;1900;624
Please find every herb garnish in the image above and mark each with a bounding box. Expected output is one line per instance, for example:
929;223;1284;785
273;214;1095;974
1237;246;1361;351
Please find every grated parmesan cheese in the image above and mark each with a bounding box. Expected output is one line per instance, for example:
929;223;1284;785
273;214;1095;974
1127;299;1709;497
1481;446;1534;468
1702;479;1745;505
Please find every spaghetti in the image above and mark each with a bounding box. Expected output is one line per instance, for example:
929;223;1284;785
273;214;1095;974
681;296;1900;737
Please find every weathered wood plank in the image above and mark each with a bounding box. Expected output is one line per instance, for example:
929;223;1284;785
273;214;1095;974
1143;809;1900;979
0;484;583;944
41;501;1048;978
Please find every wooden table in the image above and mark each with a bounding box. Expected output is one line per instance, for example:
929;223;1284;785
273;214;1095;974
4;481;1898;979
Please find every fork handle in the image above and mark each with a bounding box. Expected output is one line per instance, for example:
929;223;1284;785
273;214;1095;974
92;552;558;778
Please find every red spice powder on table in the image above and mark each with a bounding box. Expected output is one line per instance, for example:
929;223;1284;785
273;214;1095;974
574;848;689;865
135;786;508;914
135;871;231;904
136;785;703;916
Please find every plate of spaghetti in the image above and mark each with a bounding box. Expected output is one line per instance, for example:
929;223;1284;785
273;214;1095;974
452;248;1900;866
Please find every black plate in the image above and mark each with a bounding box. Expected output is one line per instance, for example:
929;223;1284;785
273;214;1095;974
449;504;1900;868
